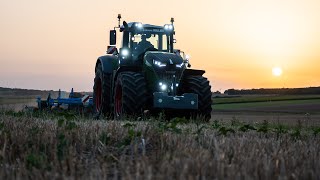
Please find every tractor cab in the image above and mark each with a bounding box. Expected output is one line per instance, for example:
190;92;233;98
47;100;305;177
108;15;175;64
127;23;174;60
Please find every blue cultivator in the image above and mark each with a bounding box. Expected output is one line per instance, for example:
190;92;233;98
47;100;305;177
37;88;93;110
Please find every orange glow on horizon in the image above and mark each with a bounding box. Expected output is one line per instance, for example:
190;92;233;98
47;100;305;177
0;0;319;92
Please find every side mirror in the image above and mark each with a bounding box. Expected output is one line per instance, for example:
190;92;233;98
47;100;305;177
110;30;116;45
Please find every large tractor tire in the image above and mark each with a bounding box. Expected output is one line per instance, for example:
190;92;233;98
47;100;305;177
181;76;212;121
93;63;112;118
114;72;148;118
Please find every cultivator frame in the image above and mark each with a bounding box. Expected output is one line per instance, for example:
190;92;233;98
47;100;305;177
36;88;92;110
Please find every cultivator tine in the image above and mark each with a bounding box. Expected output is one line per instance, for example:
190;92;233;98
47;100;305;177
69;88;74;98
47;93;52;109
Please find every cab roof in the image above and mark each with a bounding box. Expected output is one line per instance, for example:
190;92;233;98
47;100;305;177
124;22;164;29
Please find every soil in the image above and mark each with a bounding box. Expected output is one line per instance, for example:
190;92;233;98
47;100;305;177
212;111;320;126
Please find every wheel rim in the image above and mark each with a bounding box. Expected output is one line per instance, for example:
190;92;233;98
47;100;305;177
95;78;102;112
115;83;122;116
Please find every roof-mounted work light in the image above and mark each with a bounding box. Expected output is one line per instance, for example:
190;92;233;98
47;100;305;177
164;24;174;31
135;22;143;29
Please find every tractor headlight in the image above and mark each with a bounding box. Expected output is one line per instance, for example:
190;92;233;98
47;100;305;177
153;60;166;67
176;62;184;68
170;83;179;90
159;82;167;91
161;84;167;91
120;48;130;58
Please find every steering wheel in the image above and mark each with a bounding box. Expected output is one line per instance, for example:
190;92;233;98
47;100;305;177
145;47;158;52
136;47;158;60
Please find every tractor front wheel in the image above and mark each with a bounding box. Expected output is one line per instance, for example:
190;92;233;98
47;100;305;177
114;72;148;118
181;76;212;121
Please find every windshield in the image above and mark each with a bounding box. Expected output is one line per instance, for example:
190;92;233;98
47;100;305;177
130;32;170;56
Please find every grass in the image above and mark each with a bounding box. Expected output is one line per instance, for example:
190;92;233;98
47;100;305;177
213;95;320;114
0;110;319;179
214;99;320;110
213;94;320;104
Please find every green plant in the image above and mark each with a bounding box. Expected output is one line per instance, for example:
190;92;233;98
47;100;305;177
57;118;65;127
194;125;206;136
231;116;241;126
312;127;320;136
291;128;301;140
99;132;111;145
122;122;137;129
156;119;182;134
65;120;77;130
26;153;46;170
57;133;67;161
56;111;77;121
211;120;221;129
239;124;256;132
218;126;235;136
274;124;288;139
0;122;4;131
257;120;269;133
119;122;142;148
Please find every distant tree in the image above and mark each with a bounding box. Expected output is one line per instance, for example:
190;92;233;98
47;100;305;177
213;91;221;94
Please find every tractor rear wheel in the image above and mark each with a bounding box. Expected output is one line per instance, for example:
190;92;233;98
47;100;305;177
93;63;112;118
114;72;148;118
181;76;212;121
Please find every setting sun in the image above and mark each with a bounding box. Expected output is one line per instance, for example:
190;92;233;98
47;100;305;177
272;67;283;77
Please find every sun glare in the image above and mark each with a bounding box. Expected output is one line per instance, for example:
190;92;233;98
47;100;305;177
272;67;283;77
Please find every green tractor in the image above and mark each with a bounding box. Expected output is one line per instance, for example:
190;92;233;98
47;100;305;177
93;14;212;120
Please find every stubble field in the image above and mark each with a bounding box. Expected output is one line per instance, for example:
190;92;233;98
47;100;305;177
0;93;319;179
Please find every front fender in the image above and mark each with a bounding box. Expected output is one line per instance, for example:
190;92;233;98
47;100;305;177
95;55;118;74
182;69;205;77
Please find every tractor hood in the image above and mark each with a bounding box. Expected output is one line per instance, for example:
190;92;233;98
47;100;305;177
143;51;186;94
144;51;184;68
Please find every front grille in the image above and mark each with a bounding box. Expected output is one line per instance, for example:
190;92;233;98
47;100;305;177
159;71;176;82
157;71;183;95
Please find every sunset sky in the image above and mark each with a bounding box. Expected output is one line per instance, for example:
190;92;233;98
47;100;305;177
0;0;319;92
